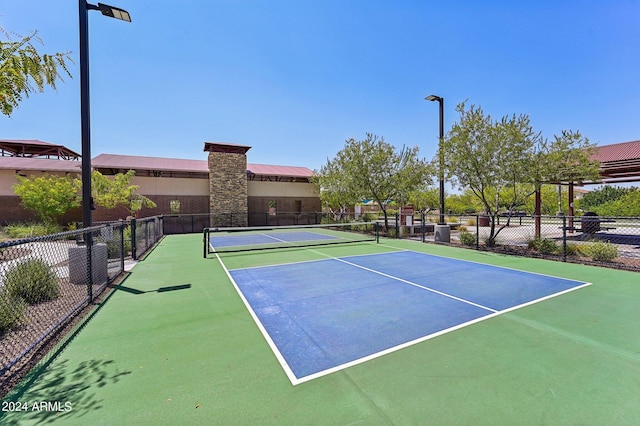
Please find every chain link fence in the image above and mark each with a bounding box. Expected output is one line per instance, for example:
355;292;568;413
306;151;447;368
385;213;640;272
0;217;164;396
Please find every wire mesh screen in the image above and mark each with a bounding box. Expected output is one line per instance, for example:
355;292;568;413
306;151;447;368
390;214;640;272
132;216;164;260
0;223;130;396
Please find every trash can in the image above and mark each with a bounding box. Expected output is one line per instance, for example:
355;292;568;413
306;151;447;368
478;215;490;227
580;212;601;234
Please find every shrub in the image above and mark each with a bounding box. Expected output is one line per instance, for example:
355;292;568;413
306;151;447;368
0;292;26;336
527;237;558;255
465;218;477;226
361;213;377;222
459;231;477;246
583;241;618;263
4;258;60;304
5;222;62;238
537;238;558;255
105;226;132;258
565;242;580;256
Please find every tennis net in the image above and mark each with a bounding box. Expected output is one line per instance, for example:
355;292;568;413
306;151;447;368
204;222;379;255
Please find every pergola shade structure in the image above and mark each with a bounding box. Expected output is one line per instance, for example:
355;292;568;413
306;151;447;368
0;139;81;160
591;140;640;184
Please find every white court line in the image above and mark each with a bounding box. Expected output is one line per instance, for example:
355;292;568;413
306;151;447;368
334;257;498;313
213;251;300;385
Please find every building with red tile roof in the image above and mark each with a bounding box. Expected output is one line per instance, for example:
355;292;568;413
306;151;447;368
0;140;318;225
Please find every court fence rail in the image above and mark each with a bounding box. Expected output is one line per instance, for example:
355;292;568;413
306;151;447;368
0;216;164;396
162;211;640;272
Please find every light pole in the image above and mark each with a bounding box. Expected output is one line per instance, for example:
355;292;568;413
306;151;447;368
425;94;450;242
79;1;131;229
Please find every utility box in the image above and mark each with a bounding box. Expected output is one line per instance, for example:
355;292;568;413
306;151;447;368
69;243;108;285
434;224;451;243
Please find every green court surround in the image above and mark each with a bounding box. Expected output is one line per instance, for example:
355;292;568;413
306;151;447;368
2;234;639;425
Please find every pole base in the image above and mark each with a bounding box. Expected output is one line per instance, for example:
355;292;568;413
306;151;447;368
434;224;451;243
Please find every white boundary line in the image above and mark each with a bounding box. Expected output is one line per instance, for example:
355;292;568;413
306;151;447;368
377;241;588;284
215;248;592;386
213;251;300;385
334;257;498;313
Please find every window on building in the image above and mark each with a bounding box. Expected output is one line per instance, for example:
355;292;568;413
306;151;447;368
169;200;181;214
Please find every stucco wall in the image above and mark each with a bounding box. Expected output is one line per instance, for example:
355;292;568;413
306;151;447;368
133;176;209;196
247;181;317;197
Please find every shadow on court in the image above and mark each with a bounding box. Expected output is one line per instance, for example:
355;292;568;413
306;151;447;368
115;283;192;295
0;358;132;425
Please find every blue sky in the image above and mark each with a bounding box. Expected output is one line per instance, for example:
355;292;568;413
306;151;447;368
1;1;639;172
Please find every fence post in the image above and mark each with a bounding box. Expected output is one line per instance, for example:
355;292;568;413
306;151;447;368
562;215;567;262
421;212;426;243
131;218;137;260
120;220;125;273
86;228;93;301
476;215;480;249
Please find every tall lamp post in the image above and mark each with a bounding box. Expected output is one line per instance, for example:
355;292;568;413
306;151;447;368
79;1;131;229
425;94;450;242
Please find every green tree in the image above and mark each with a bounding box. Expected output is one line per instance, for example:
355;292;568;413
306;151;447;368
523;184;571;215
92;170;157;217
310;155;359;221
444;103;539;244
589;189;640;217
445;189;484;215
530;130;599;228
408;186;439;214
444;103;599;245
13;174;81;224
315;133;433;228
1;27;73;116
578;185;637;213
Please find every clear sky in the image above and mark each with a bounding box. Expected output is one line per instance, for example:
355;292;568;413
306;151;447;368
1;1;639;172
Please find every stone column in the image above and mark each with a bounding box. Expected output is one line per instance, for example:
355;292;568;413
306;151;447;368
204;142;251;227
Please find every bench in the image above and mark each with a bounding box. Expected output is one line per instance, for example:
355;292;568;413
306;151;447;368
560;217;616;234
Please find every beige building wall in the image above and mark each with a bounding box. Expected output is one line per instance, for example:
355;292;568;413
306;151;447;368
247;181;316;198
0;170;74;196
133;176;209;196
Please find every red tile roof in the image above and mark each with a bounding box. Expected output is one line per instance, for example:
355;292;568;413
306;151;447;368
591;140;640;182
92;153;209;173
592;140;640;163
247;164;313;178
91;153;313;178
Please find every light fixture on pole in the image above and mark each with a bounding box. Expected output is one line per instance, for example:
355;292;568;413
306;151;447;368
425;94;450;242
79;1;131;230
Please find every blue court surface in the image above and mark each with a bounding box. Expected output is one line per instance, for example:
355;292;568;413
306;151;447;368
226;250;589;384
210;231;336;248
